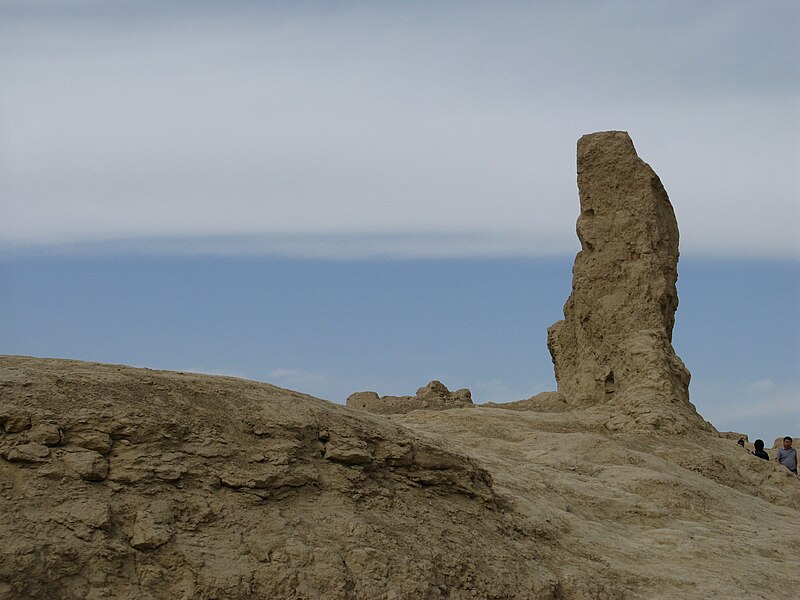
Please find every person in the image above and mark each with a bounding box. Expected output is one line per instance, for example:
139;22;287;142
752;439;769;460
775;436;797;474
737;438;746;448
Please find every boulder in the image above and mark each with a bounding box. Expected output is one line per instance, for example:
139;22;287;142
7;442;50;463
26;422;62;446
63;450;109;481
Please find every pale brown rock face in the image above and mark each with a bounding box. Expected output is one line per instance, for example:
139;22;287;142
547;131;711;433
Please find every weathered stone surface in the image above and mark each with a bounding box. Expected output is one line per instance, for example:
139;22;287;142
323;433;374;465
130;509;173;550
346;380;474;415
64;429;113;454
2;413;31;433
7;442;50;462
547;131;711;433
26;422;62;446
1;354;798;599
57;499;111;530
346;390;380;406
63;450;109;481
1;356;536;600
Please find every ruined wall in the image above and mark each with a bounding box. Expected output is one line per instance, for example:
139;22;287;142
346;381;473;415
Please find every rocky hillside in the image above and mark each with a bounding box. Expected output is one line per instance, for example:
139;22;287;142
1;356;798;599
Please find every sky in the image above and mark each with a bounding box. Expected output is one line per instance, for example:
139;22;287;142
1;1;798;444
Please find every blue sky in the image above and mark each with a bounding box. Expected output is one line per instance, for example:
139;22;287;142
2;255;798;444
1;2;798;443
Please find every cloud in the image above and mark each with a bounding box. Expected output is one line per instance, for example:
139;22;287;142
268;368;329;389
1;2;798;258
744;378;776;394
0;231;575;259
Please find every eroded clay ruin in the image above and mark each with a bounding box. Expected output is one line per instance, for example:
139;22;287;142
346;381;473;415
547;131;711;433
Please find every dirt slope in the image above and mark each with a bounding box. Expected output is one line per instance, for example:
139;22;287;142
1;356;798;599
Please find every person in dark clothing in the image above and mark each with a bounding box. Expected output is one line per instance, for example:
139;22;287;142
752;439;769;460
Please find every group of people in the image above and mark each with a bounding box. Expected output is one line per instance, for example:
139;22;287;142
738;436;797;475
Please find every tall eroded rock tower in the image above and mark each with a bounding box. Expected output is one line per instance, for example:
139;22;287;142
547;131;711;432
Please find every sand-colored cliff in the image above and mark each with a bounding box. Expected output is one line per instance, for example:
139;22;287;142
1;356;798;599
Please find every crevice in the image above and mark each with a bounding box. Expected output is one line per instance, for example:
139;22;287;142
604;372;617;397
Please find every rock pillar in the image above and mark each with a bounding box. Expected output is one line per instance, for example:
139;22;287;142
547;131;710;432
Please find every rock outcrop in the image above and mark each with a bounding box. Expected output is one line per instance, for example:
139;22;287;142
0;357;557;600
2;355;799;599
346;381;473;415
547;131;712;433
